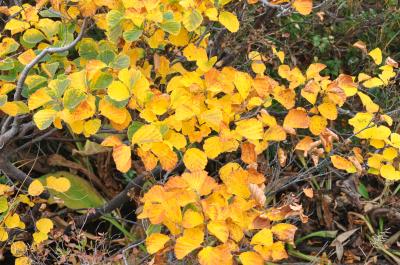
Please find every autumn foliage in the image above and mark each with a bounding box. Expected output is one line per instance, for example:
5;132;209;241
0;0;398;264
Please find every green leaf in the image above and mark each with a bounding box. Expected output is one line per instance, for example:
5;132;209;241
98;50;116;65
0;58;15;71
78;38;99;60
183;10;203;32
23;28;45;44
146;224;163;236
48;77;71;98
110;54;130;70
0;196;8;213
24;75;47;93
41;62;60;78
0;95;7;107
107;10;124;29
90;72;113;90
160;20;181;35
63;88;87;110
127;121;144;141
40;171;105;210
123;28;143;42
357;182;369;199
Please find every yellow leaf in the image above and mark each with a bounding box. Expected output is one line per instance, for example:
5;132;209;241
207;221;229;243
283;109;310;129
99;99;127;124
33;109;57;130
131;124;162;145
5;19;30;35
28;179;44;196
368;48;382;65
254;241;288;261
83;118;101;137
235;118;263;140
108;80;130;101
46;176;71;192
145;233;170;254
264;125;287;142
309;115;327;135
33;231;48;244
0;101;29;116
318;102;337;120
36;218;53;233
0;228;8;241
10;241;27;257
174;227;204;259
239;251;264;265
363;77;384;88
357;92;379;113
0;228;8;242
218;11;239;33
5;213;20;228
182;209;204;229
15;257;31;265
380;164;400;180
383;147;398;161
183;148;208;172
181;170;217;196
113;144;131;173
250;228;273;246
234;71;252;100
292;0;313;15
306;63;326;80
331;155;356;173
28;88;52;110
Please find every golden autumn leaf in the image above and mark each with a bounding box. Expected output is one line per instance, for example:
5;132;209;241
174;227;204;259
46;176;71;192
131;124;163;145
271;223;297;244
207;221;229;243
368;47;382;65
239;251;264;265
250;228;273;246
331;155;357;173
36;218;53;233
198;245;233;265
183;148;208;172
28;179;44;196
235;118;263;140
145;233;170;254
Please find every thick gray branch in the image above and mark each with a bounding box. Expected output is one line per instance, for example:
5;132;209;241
14;18;88;101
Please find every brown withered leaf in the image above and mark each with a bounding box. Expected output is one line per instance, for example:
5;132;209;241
277;147;287;167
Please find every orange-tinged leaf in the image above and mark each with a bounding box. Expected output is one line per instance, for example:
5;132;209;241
183;148;208;171
303;188;314;198
241;142;257;165
331;155;356;173
283;109;310;129
145;233;170;254
271;223;297;244
113;144;131;173
174;227;204;259
198;245;233;265
264;126;287;141
239;251;264;265
181;170;217;196
292;0;313;15
207;220;229;243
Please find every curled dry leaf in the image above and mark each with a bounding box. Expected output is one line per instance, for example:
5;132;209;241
353;40;367;53
303;187;314;198
277;147;287;167
249;183;266;206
